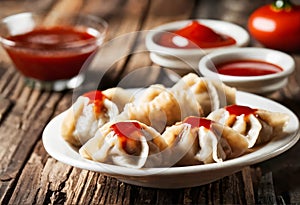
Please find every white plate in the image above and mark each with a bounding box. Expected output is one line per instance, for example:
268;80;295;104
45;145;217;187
42;91;299;188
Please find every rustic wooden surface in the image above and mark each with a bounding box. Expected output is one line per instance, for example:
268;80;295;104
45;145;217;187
0;0;300;204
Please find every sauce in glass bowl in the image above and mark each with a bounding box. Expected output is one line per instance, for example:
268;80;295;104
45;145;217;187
4;26;99;81
0;12;108;91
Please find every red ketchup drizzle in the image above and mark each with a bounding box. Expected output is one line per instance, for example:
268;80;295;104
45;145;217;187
183;116;212;130
216;60;283;76
111;122;143;153
4;26;98;81
156;21;236;49
83;90;106;116
225;105;257;116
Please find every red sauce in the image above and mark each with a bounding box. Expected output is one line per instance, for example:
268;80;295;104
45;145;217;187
225;105;257;116
183;116;212;129
83;90;107;116
216;60;283;76
111;122;143;154
4;26;99;81
156;21;236;49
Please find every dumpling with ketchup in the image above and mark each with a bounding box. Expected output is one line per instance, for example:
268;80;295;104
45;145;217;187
79;120;169;168
207;105;289;148
103;85;166;110
102;87;135;112
116;73;236;133
61;90;119;147
162;116;249;166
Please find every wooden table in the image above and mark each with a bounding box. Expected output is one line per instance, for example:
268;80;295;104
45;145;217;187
1;0;300;204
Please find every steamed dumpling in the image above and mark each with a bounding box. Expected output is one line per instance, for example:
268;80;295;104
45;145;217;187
172;73;236;116
103;87;135;112
79;120;169;168
103;85;167;110
207;105;289;148
162;116;249;166
134;84;166;105
116;73;236;132
61;90;119;147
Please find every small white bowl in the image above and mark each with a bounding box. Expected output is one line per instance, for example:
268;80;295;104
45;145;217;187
145;19;250;73
198;47;295;94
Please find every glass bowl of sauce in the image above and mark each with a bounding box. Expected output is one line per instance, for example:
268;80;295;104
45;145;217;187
0;12;108;91
145;19;249;75
198;47;295;94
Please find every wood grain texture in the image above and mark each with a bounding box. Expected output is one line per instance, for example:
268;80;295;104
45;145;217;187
122;0;196;77
0;0;299;204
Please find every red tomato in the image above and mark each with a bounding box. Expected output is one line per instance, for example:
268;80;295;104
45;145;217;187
248;0;300;52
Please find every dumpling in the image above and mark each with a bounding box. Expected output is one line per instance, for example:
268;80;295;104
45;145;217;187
79;120;169;168
117;89;187;133
207;105;290;148
135;84;166;104
61;90;119;147
172;73;236;116
116;73;236;132
103;87;135;112
162;116;249;166
103;85;166;111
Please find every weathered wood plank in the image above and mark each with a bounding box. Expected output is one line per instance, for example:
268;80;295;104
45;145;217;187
0;0;299;204
187;186;207;204
257;172;277;204
256;138;300;204
89;174;109;204
0;83;63;204
284;54;300;103
8;149;44;205
290;188;300;204
43;0;84;26
3;87;80;204
242;167;256;204
0;101;60;204
122;0;196;77
71;0;150;90
0;95;11;123
156;189;183;205
76;172;102;205
60;168;89;204
103;177;125;204
82;0;124;18
0;94;62;202
0;67;16;94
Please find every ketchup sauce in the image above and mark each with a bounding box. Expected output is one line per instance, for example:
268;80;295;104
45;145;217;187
216;60;283;76
111;122;143;155
183;116;212;129
4;26;99;81
225;105;257;116
83;90;107;116
156;21;236;49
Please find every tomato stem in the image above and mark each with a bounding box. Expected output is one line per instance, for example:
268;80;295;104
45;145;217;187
272;0;293;10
